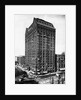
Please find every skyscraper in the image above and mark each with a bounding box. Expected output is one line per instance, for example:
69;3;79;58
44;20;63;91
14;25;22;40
25;18;56;74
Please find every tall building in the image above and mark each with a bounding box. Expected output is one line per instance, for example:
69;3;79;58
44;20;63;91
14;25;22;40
25;18;56;74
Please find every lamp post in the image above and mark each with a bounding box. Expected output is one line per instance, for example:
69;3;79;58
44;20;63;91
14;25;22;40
56;73;60;84
51;76;54;84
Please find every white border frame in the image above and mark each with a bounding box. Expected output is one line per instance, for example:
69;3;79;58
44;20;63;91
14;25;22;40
5;5;76;95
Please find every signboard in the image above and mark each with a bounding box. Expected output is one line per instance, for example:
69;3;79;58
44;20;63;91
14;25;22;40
60;68;65;71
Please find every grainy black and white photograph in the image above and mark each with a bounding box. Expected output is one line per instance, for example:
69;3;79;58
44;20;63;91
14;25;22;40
5;5;76;95
15;14;65;84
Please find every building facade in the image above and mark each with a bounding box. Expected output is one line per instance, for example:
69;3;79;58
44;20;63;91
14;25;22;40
25;18;56;74
17;56;25;66
55;53;65;84
55;52;65;71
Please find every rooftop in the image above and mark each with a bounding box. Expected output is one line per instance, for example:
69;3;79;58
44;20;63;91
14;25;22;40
34;18;55;29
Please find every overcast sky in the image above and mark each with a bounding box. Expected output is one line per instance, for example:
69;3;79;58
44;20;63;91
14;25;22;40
14;14;65;56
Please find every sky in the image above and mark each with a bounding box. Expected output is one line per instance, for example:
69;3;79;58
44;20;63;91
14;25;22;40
14;14;65;56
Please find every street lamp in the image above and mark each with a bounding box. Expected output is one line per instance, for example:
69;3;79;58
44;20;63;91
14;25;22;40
56;73;60;84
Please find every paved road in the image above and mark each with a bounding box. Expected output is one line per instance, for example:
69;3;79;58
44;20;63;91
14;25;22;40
15;66;65;84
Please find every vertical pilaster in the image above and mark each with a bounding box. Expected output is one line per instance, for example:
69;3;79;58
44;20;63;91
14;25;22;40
44;30;46;71
42;28;43;73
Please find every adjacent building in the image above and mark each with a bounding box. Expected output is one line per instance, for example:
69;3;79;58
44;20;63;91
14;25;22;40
16;56;25;66
25;18;56;74
55;52;65;83
55;52;65;71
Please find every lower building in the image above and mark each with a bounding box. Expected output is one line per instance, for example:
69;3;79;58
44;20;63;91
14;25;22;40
55;52;65;71
17;56;25;66
55;52;65;83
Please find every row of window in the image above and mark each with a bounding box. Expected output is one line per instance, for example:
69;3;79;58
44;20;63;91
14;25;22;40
38;27;54;33
37;19;53;27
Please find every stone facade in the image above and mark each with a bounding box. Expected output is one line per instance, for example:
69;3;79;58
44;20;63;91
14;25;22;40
25;18;56;74
55;53;65;71
17;56;25;66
